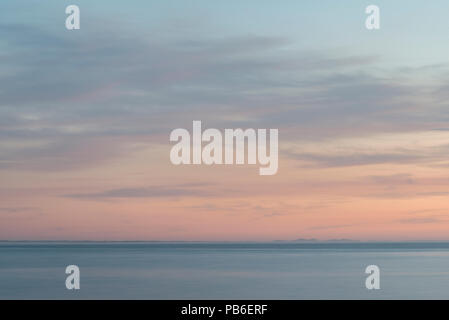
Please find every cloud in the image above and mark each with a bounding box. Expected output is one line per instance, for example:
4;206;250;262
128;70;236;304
65;183;216;199
2;11;449;174
286;150;422;168
284;134;449;168
398;217;449;224
0;207;37;213
366;174;415;185
308;223;365;230
0;136;135;171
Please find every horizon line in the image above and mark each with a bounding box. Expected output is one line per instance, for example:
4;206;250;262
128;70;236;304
2;239;449;243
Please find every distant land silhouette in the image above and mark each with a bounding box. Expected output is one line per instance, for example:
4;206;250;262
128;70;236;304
273;238;358;243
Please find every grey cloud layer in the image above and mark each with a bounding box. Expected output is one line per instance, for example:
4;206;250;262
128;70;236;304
1;18;449;171
66;183;216;199
286;141;449;168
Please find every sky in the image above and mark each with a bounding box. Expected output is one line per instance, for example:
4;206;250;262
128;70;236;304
1;1;449;241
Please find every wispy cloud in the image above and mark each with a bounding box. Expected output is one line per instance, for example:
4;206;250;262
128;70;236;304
398;217;449;224
65;183;216;199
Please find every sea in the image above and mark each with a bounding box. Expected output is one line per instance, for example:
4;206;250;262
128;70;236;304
1;241;449;299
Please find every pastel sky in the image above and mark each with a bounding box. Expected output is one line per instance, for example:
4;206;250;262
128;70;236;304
1;1;449;241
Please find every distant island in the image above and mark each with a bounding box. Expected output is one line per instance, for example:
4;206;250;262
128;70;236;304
273;238;358;243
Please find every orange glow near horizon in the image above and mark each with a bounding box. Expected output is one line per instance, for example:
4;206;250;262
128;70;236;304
2;131;449;241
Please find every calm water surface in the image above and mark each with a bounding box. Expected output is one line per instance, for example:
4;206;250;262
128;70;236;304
1;242;449;299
